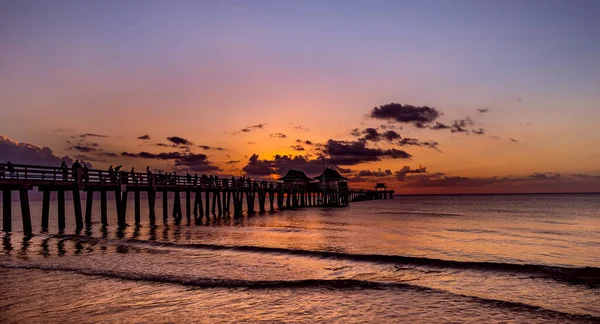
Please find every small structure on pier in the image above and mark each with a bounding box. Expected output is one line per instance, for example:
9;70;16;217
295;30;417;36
278;169;313;185
374;183;387;191
313;168;348;190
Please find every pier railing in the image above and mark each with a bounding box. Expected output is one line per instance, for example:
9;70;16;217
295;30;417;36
0;163;307;191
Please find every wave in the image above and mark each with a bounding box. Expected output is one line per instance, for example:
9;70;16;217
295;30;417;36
1;262;598;321
375;211;464;217
57;235;600;286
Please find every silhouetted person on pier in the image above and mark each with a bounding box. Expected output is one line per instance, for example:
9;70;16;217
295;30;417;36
194;173;198;186
231;176;236;188
72;160;82;181
60;161;68;181
130;167;137;184
201;173;207;186
108;165;115;183
146;166;152;184
5;161;15;179
187;172;192;185
114;165;122;183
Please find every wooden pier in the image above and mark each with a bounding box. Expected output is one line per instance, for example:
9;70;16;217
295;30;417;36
0;163;394;235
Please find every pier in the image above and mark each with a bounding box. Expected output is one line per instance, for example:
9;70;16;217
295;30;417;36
0;163;394;235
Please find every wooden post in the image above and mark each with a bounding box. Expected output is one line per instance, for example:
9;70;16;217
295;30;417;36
120;190;128;227
259;192;266;213
58;189;65;231
72;189;83;229
186;190;191;220
216;191;222;216
205;190;210;217
2;190;11;232
193;191;199;218
211;190;217;215
134;189;141;224
19;189;32;235
85;191;93;226
269;192;274;211
226;191;231;214
277;191;283;209
173;190;182;221
100;190;108;226
286;191;291;209
197;191;204;219
114;189;123;227
163;190;168;222
121;190;128;224
148;190;156;224
42;190;50;230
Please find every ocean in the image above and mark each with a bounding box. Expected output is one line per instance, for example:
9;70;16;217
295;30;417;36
1;193;599;323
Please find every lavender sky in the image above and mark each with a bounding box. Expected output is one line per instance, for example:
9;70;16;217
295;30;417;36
1;0;600;194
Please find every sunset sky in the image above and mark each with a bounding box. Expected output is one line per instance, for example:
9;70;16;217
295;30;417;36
1;0;600;194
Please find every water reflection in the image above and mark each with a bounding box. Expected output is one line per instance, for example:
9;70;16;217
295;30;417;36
3;233;12;255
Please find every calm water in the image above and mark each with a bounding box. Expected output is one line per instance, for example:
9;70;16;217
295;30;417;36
1;193;600;323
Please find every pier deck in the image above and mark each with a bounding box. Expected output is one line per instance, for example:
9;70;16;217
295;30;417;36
0;163;394;234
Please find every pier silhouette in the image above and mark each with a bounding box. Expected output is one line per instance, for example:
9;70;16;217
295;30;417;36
0;163;393;235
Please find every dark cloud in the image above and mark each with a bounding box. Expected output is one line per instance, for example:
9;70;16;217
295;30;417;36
382;130;401;141
356;128;402;143
570;174;600;179
270;133;287;139
325;139;411;165
0;134;93;168
121;150;220;172
71;145;97;153
405;173;507;187
397;138;439;150
402;171;573;188
430;122;450;130
477;108;490;114
294;125;309;131
395;165;427;181
334;167;354;174
226;160;240;165
451;118;475;133
80;133;109;138
350;128;361;137
241;138;412;177
167;136;192;146
296;139;313;145
73;154;106;163
121;151;183;160
235;124;267;134
98;151;118;157
154;143;169;147
247;141;257;145
510;138;518;142
472;128;486;135
529;172;561;180
174;153;221;172
137;134;151;140
357;169;393;177
370;103;441;126
291;145;305;151
242;154;276;176
198;145;225;151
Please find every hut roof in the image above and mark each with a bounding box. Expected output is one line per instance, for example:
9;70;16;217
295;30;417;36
313;168;348;181
278;169;313;182
374;183;388;189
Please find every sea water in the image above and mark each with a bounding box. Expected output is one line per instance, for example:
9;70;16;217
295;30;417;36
1;193;599;323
